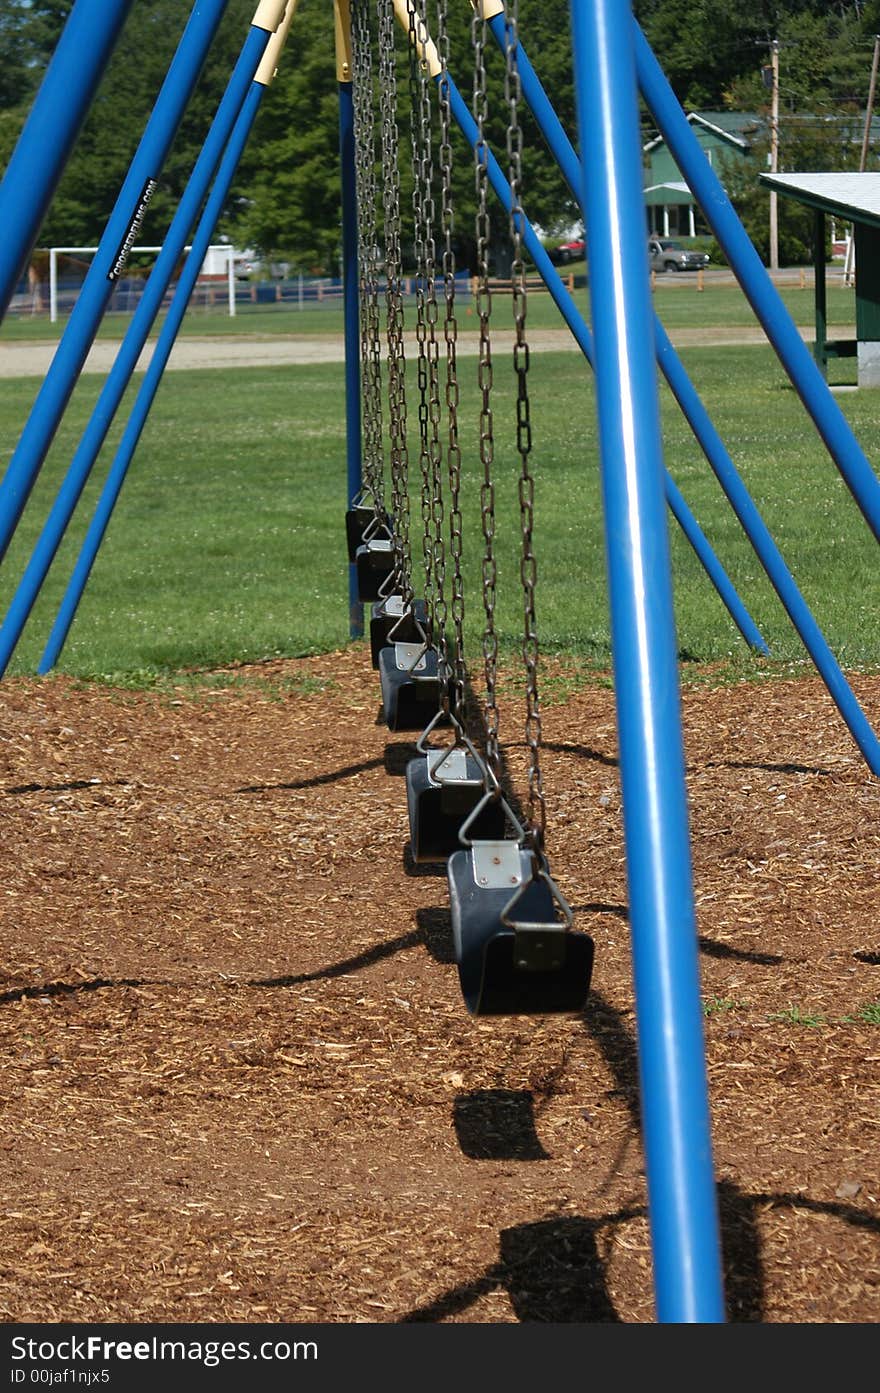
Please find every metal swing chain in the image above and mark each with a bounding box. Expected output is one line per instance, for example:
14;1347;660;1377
377;0;413;604
351;0;385;509
504;2;545;849
418;6;445;661
435;0;466;720
473;3;500;780
406;0;443;624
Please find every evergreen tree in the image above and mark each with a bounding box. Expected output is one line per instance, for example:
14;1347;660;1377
229;1;578;274
0;0;255;248
0;0;73;175
227;4;338;270
3;0;877;272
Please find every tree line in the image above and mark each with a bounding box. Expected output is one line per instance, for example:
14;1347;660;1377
1;1;879;275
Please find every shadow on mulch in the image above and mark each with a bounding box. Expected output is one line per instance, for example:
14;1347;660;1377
404;846;447;879
697;937;783;966
719;1183;880;1322
235;757;384;793
384;742;419;777
582;989;642;1125
401;1212;634;1322
401;1182;880;1323
3;778;131;797
404;982;880;1322
250;929;423;989
453;1089;550;1162
0;977;150;1005
582;991;880;1321
705;760;833;777
543;741;618;768
416;905;455;963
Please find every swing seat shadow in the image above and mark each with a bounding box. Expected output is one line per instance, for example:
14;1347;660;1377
499;1217;621;1322
453;1089;550;1161
402;1216;622;1323
415;905;455;961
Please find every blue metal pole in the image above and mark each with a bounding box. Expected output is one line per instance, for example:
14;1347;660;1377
339;76;364;640
485;12;764;659
633;22;880;545
37;80;266;676
654;336;880;774
569;0;725;1322
0;0;231;561
441;73;764;657
487;13;880;777
0;14;282;679
0;0;135;323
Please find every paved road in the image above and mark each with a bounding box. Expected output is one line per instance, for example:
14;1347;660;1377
0;322;831;379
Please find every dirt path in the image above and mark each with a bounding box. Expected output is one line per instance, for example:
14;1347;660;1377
0;652;877;1323
0;323;832;380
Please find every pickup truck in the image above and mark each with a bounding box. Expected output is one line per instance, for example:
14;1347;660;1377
648;238;710;273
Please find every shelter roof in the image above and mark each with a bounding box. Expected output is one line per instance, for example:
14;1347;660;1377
758;172;880;230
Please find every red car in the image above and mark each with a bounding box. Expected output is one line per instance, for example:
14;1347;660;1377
549;238;585;265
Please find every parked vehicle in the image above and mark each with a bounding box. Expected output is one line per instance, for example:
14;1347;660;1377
548;238;585;265
648;237;710;273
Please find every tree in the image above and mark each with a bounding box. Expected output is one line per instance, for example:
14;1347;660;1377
0;0;256;248
0;0;74;171
635;1;868;108
228;2;577;275
718;105;866;265
635;0;782;108
716;6;875;264
226;5;339;270
724;7;869;113
5;1;877;274
0;1;40;110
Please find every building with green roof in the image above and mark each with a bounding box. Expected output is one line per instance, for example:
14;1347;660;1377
643;111;764;237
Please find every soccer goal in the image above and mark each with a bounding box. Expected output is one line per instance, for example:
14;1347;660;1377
47;242;236;322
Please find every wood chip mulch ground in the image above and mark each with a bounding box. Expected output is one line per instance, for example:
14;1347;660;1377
0;649;877;1324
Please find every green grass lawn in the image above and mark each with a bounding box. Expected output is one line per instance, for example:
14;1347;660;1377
0;340;877;686
649;280;854;333
0;300;352;341
0;277;857;341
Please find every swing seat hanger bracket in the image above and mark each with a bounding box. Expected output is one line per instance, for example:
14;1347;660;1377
508;922;567;974
419;714;489;788
427;746;482;786
394;639;430;674
500;856;574;973
369;594;430;667
406;753;506;864
378;642;443;731
471;839;522;888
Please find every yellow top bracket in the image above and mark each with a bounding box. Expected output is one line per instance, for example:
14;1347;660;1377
334;0;353;83
255;0;298;85
469;1;506;20
251;0;288;30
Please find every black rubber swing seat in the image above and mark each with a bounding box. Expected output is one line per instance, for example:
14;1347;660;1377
355;538;396;602
378;641;443;731
406;751;507;863
370;594;430;669
345;503;391;562
447;842;594;1016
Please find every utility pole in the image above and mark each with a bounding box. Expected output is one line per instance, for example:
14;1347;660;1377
845;34;880;286
769;38;780;272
